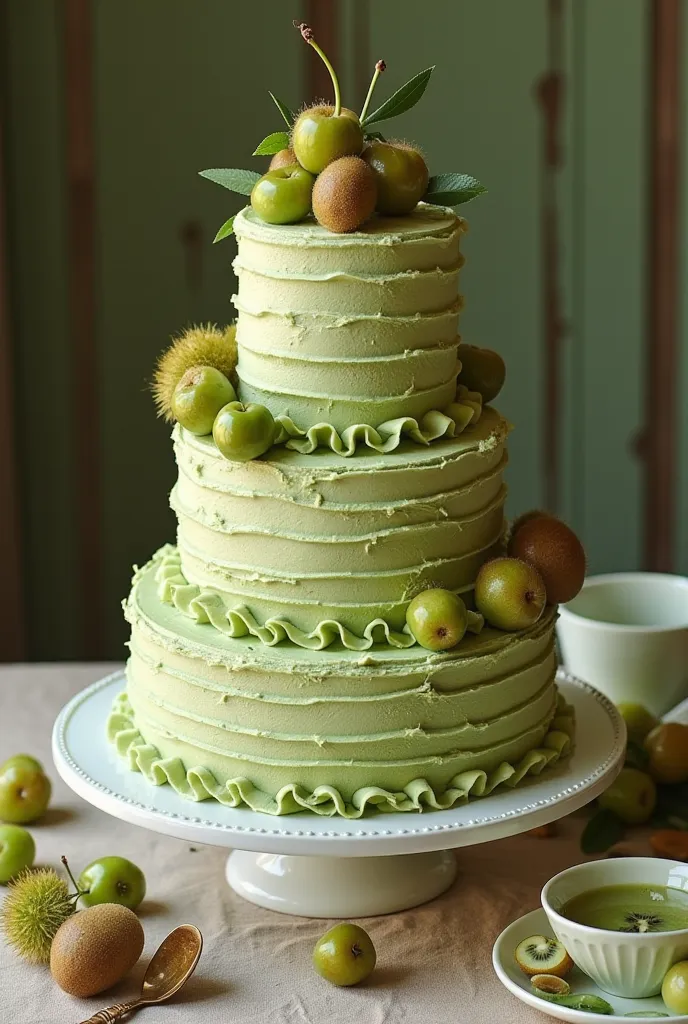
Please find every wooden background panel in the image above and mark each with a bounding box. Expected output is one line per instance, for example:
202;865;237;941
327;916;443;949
567;0;646;574
4;1;78;658
677;5;688;575
366;0;549;516
94;1;302;653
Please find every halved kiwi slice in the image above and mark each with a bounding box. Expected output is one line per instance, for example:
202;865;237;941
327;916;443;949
531;974;570;995
515;934;574;977
619;911;663;933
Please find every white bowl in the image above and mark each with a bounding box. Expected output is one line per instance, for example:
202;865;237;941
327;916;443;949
542;857;688;999
557;573;688;716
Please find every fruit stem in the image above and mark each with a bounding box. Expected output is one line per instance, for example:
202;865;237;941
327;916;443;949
61;855;87;900
295;21;342;116
359;59;386;124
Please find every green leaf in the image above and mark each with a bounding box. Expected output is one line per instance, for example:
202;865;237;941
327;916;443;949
538;993;613;1015
625;738;650;771
213;216;236;243
269;91;295;127
199;168;261;196
253;131;290;156
362;66;434;127
364;130;387;142
580;808;625;855
424;173;487;206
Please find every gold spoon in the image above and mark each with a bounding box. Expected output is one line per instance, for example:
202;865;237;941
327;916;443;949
78;924;203;1023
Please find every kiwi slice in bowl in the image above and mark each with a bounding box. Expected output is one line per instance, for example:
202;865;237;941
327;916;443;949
531;974;570;995
515;934;574;977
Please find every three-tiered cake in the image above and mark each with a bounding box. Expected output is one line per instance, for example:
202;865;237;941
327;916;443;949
109;202;573;817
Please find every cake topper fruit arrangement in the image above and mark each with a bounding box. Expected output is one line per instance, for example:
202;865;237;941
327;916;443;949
200;21;486;236
406;512;586;651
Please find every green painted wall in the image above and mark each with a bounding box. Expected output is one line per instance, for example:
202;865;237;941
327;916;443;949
4;0;683;660
5;1;76;658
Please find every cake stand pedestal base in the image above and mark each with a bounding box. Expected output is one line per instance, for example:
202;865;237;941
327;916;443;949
225;849;458;917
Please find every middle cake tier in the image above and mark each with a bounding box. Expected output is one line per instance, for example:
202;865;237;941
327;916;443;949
168;406;509;646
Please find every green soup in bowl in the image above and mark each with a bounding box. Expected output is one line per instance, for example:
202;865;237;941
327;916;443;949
542;858;688;998
561;883;688;933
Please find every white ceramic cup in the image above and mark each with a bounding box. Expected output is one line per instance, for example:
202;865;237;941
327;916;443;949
557;573;688;717
542;857;688;998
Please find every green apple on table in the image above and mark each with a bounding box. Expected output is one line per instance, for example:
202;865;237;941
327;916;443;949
597;766;656;825
0;754;52;824
313;923;376;986
77;855;146;911
0;824;35;883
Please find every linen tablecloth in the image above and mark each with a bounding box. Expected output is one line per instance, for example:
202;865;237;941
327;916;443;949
0;663;639;1024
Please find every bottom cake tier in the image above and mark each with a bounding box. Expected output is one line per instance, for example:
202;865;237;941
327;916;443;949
108;550;574;818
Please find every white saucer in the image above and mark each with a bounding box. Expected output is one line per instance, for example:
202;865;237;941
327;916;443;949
493;908;688;1023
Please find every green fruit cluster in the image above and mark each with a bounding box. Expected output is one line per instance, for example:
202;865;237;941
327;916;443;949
252;121;429;233
170;364;276;463
586;707;688;853
0;754;147;918
249;29;429;233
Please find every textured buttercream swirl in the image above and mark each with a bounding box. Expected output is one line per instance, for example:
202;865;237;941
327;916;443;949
271;385;482;456
108;689;574;818
155;546;484;651
233;203;468;432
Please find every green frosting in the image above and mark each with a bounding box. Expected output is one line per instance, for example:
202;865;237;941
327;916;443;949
172;407;509;637
270;385;482;457
115;555;565;816
154;546;484;651
232;204;467;432
114;204;575;819
108;689;574;818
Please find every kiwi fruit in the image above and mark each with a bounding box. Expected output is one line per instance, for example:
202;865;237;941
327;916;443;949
514;934;573;978
508;509;552;540
531;974;570;995
269;148;297;171
312;156;377;233
456;344;506;403
508;514;586;604
50;903;144;997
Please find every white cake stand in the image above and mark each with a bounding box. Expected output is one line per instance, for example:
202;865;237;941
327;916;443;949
52;670;624;918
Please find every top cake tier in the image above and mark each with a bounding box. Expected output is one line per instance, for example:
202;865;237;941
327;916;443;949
232;203;466;432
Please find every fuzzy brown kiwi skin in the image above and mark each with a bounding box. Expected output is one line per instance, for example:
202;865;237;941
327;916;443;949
50;903;145;997
312;156;377;233
269;149;297;171
508;515;586;605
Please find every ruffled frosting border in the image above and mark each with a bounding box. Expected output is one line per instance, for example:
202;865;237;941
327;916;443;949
154;546;484;652
107;691;575;818
268;385;483;458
